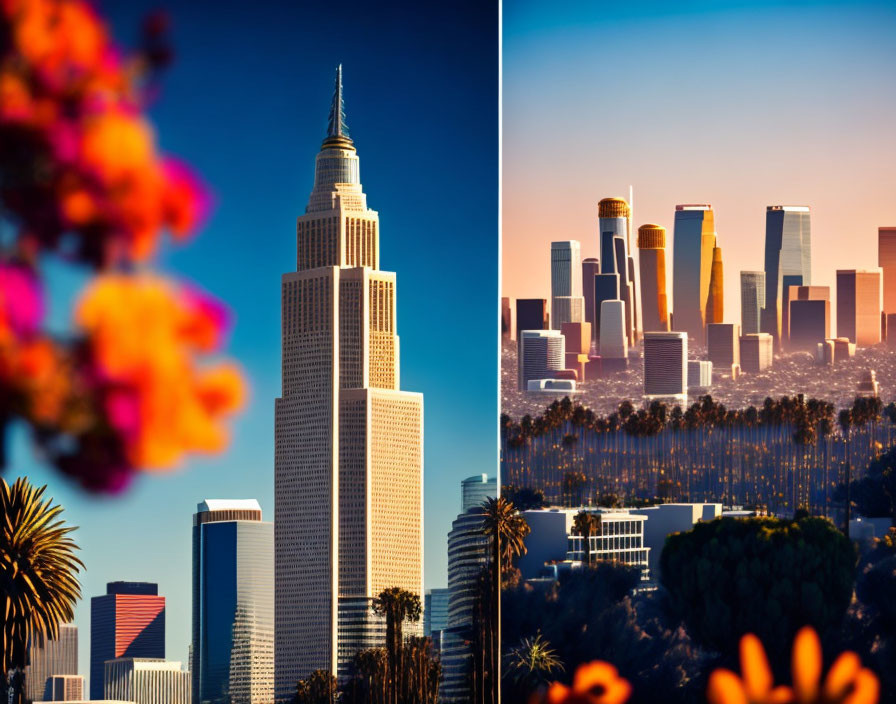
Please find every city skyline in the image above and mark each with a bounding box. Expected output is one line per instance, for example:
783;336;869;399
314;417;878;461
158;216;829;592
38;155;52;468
11;0;498;687
503;2;896;323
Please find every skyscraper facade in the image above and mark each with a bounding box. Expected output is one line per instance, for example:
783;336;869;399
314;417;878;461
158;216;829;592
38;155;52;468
105;658;191;704
423;589;450;638
274;67;424;689
762;205;811;347
706;245;724;326
672;205;715;345
593;274;620;347
43;674;84;701
599;300;627;361
740;271;766;336
518;330;565;390
598;198;637;345
836;269;882;347
740;333;774;373
642;332;687;398
706;323;740;368
637;224;669;333
192;500;273;704
90;583;165;700
550;241;584;329
515;299;549;337
878;227;896;315
461;474;497;512
26;624;78;702
582;258;600;343
786;286;830;352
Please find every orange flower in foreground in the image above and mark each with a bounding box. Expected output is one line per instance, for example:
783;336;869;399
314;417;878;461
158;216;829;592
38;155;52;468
76;273;246;469
707;628;879;704
545;662;631;704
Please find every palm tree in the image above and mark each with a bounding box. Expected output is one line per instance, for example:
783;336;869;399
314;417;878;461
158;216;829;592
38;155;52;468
503;632;563;700
481;497;530;704
571;510;601;565
372;587;421;704
1;478;83;704
345;648;387;704
293;670;337;704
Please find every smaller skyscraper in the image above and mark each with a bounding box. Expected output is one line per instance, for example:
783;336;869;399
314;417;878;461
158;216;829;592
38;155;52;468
687;360;713;390
706;323;740;368
593;274;620;347
423;589;450;639
582;258;600;342
642;332;687;398
672;204;715;346
461;474;497;512
637;224;669;333
501;297;514;342
518;330;565;391
599;300;628;363
515;299;549;338
787;286;830;352
105;658;190;704
561;322;591;381
878;227;896;315
740;333;773;373
91;583;165;700
598;198;637;345
836;269;882;347
192;500;273;704
44;675;84;701
762;205;811;348
551;241;583;329
25;623;78;702
740;271;766;335
706;245;724;326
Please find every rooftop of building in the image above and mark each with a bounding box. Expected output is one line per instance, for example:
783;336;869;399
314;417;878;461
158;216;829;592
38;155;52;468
197;499;262;513
767;205;810;211
675;204;711;211
105;582;158;596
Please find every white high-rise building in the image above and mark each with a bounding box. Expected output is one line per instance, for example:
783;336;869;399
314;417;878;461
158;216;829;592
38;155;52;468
274;66;424;690
740;271;766;336
642;332;687;398
25;624;78;702
551;241;583;329
104;659;190;704
518;330;565;391
598;300;627;359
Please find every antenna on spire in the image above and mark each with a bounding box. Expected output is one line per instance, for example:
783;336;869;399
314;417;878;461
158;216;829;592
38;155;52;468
327;64;349;139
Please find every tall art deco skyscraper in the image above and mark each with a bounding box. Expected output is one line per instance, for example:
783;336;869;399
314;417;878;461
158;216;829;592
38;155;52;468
274;67;424;692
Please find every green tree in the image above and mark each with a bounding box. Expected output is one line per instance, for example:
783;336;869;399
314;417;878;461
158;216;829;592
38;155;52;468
293;670;337;704
1;478;83;704
372;587;421;704
661;516;855;671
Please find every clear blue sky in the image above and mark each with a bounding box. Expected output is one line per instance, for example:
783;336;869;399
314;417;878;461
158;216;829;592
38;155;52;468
11;0;497;684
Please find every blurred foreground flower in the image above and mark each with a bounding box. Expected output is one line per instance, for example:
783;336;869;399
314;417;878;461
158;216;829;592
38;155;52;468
541;661;631;704
1;0;209;266
0;1;244;493
707;627;879;704
76;274;245;469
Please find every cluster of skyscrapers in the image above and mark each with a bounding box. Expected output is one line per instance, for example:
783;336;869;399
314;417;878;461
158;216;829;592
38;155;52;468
505;195;896;400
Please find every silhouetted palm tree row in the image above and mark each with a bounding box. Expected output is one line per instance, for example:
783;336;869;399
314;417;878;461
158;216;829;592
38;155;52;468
501;396;896;516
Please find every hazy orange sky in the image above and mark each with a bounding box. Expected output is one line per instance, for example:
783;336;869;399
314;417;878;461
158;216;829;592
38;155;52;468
502;1;896;325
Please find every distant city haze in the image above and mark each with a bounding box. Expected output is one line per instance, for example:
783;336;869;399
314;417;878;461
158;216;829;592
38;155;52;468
503;2;896;320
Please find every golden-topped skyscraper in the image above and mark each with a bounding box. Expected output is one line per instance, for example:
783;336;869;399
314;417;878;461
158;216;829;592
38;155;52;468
274;66;423;692
636;224;669;333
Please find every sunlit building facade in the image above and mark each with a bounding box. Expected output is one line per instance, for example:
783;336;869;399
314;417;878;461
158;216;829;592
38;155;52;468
740;333;774;373
26;624;78;702
879;227;896;316
274;66;423;690
740;271;766;336
706;245;724;326
599;299;627;361
518;330;565;390
637;224;669;333
551;241;583;329
762;206;811;348
105;659;190;704
836;269;882;347
192;500;273;704
672;205;715;345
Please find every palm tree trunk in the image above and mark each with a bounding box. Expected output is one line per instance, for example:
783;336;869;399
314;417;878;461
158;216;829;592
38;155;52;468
493;526;501;704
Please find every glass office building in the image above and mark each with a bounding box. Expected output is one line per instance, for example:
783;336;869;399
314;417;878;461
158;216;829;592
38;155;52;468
192;500;273;704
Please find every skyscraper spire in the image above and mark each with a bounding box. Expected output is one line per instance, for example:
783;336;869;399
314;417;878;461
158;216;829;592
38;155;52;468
326;64;349;140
